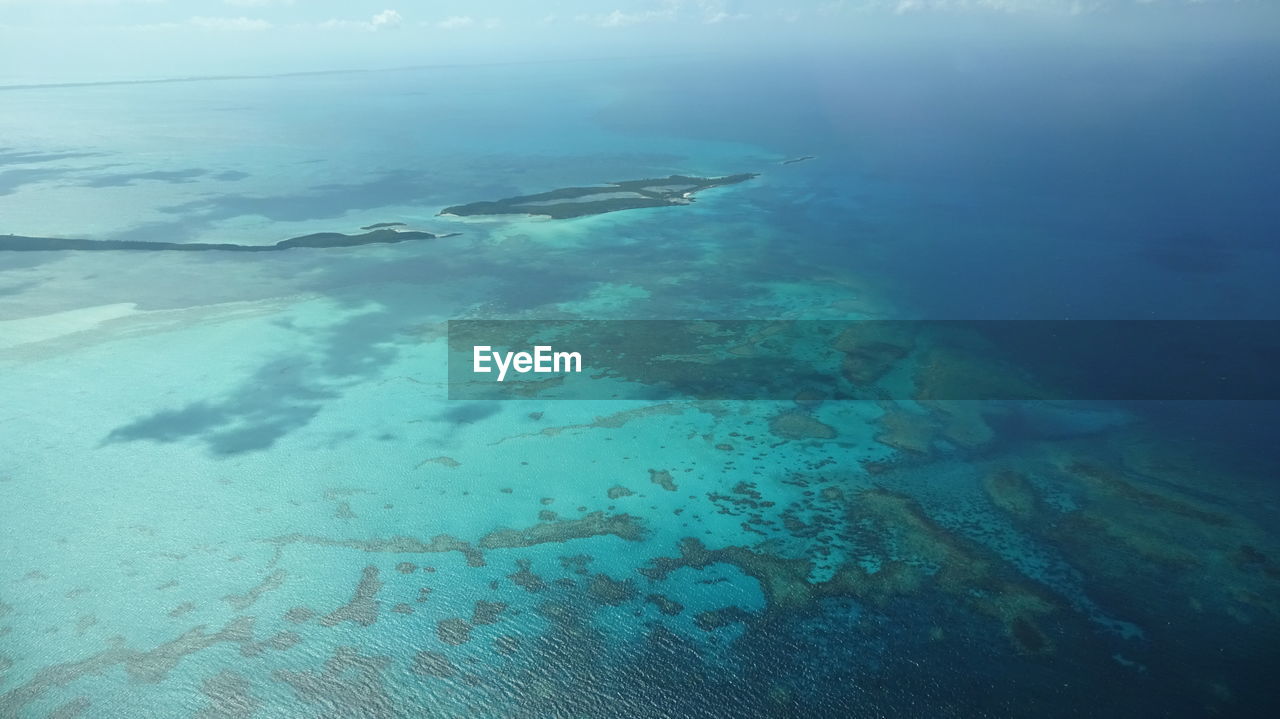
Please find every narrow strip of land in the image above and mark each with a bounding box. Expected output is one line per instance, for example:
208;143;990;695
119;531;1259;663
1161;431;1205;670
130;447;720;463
0;228;455;252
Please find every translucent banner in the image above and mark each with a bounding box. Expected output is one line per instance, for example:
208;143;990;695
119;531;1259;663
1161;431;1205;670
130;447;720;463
446;320;1280;401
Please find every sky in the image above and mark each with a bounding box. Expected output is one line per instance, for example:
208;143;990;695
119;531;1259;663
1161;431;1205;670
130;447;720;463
0;0;1276;84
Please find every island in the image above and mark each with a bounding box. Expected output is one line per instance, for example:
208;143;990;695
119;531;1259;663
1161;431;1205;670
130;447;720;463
3;171;763;251
780;156;815;165
438;173;758;220
0;227;457;252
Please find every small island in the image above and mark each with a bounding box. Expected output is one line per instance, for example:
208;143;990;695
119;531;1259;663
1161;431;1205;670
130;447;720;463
780;156;815;166
439;173;757;220
0;227;457;252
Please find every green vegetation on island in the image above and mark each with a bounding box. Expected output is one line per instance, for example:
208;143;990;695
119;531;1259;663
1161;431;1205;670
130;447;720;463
439;173;758;220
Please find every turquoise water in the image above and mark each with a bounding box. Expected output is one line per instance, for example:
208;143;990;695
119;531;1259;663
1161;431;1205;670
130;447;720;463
2;51;1279;717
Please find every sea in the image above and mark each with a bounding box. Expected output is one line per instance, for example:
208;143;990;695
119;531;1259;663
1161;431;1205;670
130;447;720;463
1;36;1279;718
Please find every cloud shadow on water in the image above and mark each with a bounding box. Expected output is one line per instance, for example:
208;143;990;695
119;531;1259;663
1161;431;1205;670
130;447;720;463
95;169;441;245
81;168;248;188
0;147;105;167
434;403;500;425
0;167;77;196
158;170;438;225
102;306;405;456
103;358;338;455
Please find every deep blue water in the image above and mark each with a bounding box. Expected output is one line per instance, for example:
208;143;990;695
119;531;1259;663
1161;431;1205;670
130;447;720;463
599;41;1280;320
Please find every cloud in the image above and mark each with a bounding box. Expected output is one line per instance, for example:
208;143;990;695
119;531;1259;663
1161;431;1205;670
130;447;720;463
429;15;501;30
370;9;402;30
690;0;748;23
189;16;272;31
222;0;294;7
0;0;169;5
585;1;745;28
594;7;676;27
316;9;403;32
436;15;475;29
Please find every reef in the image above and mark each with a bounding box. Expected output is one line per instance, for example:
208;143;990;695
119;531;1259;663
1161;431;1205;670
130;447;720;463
768;412;838;441
274;646;395;719
872;404;938;455
961;437;1280;713
223;570;286;611
282;606;315;624
645;594;685;616
1022;447;1280;624
871;398;998;456
0;227;456;252
559;555;593;575
913;336;1055;408
471;600;508;626
0;616;259;716
478;511;646;549
832;323;916;386
694;606;754;632
508;559;546;593
649;469;678;492
412;651;457;678
493;403;685;444
415;456;461;469
439;174;757;220
319;566;382;627
264;532;486;568
437;617;472;646
641;488;1060;654
74;615;97;635
922;399;996;448
261;631;301;652
978;469;1039;520
194;670;257;716
46;697;92;719
586;574;638;606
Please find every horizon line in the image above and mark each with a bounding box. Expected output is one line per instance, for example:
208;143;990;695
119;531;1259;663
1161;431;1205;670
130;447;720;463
0;52;692;93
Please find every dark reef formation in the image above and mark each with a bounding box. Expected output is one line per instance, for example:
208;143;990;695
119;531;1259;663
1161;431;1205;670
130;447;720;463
439;174;757;219
0;227;455;252
478;511;646;549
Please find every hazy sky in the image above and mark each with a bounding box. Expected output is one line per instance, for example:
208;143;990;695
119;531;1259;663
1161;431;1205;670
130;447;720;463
0;0;1274;84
